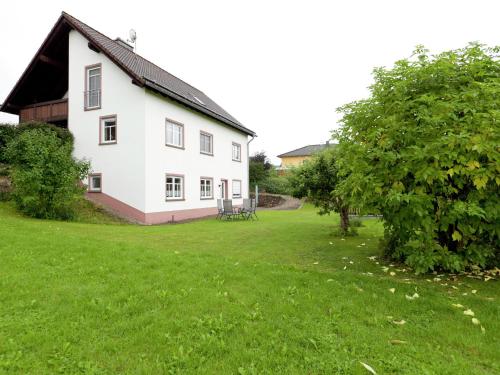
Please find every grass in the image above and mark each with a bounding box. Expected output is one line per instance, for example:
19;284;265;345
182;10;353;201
0;202;498;374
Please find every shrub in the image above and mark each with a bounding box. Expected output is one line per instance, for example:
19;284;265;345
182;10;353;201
350;218;364;227
336;43;500;273
16;121;74;144
259;175;292;195
0;124;17;163
5;127;89;220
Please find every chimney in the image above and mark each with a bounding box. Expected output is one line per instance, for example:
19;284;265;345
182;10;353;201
115;38;134;51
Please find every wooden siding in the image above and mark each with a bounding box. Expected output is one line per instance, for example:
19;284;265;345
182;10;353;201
19;99;68;123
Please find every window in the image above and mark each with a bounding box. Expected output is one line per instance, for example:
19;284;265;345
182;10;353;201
200;178;213;199
85;65;101;109
200;131;213;155
100;115;117;144
166;174;184;200
232;179;242;198
232;142;241;162
166;119;184;148
88;174;102;192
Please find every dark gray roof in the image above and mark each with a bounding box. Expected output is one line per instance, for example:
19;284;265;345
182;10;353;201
1;12;255;136
277;143;335;158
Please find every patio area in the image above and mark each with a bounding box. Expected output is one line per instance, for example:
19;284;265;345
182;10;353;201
216;198;258;221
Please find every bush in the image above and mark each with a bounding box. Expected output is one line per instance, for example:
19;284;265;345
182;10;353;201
5;127;89;220
259;175;292;195
0;124;17;163
17;121;74;144
336;43;500;273
350;218;364;227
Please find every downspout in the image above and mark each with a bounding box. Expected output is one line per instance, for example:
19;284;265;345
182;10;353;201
247;134;256;198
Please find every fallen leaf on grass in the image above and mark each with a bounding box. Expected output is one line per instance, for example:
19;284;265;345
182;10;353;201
313;262;319;265
327;279;334;282
405;293;419;300
451;303;464;308
389;339;407;345
392;319;406;325
463;309;475;316
329;241;333;245
389;288;396;293
471;318;480;325
360;361;377;374
390;271;396;276
382;267;389;273
451;286;458;290
343;266;347;270
481;326;486;334
471;290;477;294
368;256;377;261
433;277;441;282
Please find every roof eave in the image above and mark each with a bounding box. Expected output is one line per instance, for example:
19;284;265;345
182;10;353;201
0;14;68;115
144;79;256;137
61;12;145;87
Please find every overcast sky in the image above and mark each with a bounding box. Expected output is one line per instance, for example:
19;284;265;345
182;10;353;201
0;0;498;163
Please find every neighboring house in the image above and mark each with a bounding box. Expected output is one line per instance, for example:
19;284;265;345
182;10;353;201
0;12;256;224
277;142;334;173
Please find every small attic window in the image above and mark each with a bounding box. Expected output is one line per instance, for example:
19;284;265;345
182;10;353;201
192;95;206;106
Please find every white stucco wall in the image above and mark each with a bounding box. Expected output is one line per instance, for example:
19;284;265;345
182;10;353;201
68;30;147;211
144;91;249;214
67;30;249;217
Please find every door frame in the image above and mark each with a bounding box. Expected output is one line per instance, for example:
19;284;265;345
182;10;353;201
220;179;228;199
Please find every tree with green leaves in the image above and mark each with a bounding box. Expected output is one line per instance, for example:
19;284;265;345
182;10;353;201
6;127;89;220
249;151;273;188
335;43;500;273
289;147;351;234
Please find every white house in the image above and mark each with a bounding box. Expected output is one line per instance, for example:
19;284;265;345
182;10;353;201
1;12;256;224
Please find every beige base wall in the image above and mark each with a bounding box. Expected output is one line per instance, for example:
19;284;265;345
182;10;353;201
86;192;218;224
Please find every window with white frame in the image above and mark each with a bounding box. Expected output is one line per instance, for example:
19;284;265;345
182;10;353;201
232;142;241;161
166;175;184;200
85;65;101;109
100;116;117;144
200;132;213;155
200;178;213;199
88;174;102;192
165;119;184;148
232;179;242;198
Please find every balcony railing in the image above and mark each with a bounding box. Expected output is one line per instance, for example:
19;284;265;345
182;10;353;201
84;89;101;109
19;99;68;123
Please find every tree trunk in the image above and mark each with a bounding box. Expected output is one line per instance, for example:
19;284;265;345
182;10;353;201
340;206;350;234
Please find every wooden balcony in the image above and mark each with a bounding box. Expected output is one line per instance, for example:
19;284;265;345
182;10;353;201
19;99;68;123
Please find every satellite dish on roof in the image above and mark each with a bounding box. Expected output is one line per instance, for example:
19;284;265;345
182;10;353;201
129;29;137;43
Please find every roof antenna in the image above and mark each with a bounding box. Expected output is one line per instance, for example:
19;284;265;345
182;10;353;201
127;29;137;52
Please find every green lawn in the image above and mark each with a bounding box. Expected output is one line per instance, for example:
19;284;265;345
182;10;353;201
0;202;498;374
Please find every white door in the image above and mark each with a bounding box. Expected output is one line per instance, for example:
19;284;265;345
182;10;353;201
220;179;227;199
